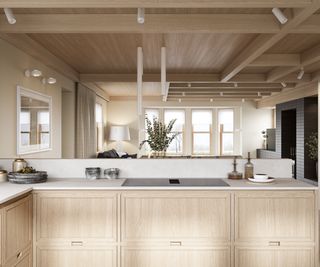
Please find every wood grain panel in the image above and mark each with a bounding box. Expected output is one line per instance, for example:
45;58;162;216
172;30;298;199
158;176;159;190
34;191;118;244
235;247;314;267
36;247;116;267
121;191;231;243
235;191;315;243
121;247;230;267
2;195;32;265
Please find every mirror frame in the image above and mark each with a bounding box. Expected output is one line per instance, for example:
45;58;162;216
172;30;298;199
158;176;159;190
17;86;52;155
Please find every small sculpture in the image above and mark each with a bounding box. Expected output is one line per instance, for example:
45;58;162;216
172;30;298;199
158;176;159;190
228;157;243;180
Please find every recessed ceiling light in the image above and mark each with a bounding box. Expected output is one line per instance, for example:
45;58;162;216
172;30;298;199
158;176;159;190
47;77;57;84
137;8;145;24
4;8;16;25
31;69;42;77
297;67;305;80
272;8;288;25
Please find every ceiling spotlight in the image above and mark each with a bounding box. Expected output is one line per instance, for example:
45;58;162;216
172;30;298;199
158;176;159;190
137;8;145;24
47;77;57;84
4;8;16;25
210;98;213;102
178;98;182;103
234;83;238;88
31;69;42;77
182;92;186;96
257;92;261;97
272;8;288;25
220;92;224;96
188;83;191;88
281;82;287;88
242;98;245;103
297;67;305;80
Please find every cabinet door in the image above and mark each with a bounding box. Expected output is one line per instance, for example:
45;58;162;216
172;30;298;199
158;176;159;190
34;191;118;245
2;195;32;264
122;247;230;267
36;247;116;267
7;249;32;267
235;247;314;267
235;191;315;243
121;191;231;244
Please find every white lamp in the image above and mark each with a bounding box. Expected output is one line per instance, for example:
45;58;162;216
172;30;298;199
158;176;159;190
109;125;131;155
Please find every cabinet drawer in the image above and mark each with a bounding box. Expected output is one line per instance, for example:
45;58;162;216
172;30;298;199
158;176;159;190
235;246;314;267
121;246;230;267
36;247;117;267
235;191;315;242
2;195;32;264
34;191;118;244
121;191;231;243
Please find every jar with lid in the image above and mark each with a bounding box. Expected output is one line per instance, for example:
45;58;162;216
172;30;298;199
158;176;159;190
244;152;254;179
12;158;27;172
0;170;7;182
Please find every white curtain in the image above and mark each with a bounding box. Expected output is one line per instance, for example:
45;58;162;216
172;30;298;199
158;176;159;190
76;83;96;158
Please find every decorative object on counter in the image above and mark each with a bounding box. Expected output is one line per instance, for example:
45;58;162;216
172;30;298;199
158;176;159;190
248;177;275;183
85;167;101;180
104;168;120;179
140;116;178;158
0;170;8;182
8;166;47;184
261;130;268;149
12;158;27;172
254;173;269;180
244;152;254;179
228;157;243;179
306;132;318;177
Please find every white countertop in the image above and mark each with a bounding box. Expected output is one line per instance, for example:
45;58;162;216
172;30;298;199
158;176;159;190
0;178;317;204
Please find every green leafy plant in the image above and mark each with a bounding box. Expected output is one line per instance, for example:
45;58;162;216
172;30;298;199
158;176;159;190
306;132;318;161
139;116;178;153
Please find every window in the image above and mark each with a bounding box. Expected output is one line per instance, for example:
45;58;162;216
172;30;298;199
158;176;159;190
37;111;50;146
164;109;185;154
95;103;103;152
192;110;212;154
20;111;30;146
218;109;234;155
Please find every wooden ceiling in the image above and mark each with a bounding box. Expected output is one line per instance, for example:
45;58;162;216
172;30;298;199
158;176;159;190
0;1;320;102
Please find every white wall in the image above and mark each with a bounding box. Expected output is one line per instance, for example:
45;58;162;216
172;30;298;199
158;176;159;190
106;99;273;157
0;39;75;158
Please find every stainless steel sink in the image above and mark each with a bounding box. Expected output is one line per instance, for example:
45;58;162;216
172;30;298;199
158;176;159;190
122;178;229;187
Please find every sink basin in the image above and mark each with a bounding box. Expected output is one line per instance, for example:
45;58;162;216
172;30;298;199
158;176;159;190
122;178;229;187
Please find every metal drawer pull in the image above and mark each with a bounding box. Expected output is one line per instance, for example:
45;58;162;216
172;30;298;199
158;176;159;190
269;241;281;246
17;252;23;259
71;241;84;246
170;241;182;246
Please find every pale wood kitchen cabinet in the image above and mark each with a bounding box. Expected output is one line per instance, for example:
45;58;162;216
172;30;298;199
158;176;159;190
33;191;118;267
1;195;32;267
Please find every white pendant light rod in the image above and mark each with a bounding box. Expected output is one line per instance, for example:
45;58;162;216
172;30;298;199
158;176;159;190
4;8;16;25
161;47;167;96
137;47;143;116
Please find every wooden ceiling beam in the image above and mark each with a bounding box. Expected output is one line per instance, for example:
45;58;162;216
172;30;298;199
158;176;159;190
0;0;312;8
0;33;79;81
220;3;320;82
80;73;312;83
0;14;280;34
249;54;301;67
267;43;320;82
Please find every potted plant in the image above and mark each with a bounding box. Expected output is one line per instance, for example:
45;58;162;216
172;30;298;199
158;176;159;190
306;132;318;177
139;117;178;158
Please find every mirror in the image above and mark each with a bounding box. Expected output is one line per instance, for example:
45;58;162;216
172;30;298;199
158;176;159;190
17;86;52;155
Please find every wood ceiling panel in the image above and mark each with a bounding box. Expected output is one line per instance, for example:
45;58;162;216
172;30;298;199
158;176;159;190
96;82;161;96
304;61;320;72
267;34;320;53
239;66;274;74
28;33;256;74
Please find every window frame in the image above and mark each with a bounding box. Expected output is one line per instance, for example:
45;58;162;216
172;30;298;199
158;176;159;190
218;108;235;156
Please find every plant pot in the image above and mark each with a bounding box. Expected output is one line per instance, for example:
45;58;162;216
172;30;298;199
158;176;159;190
152;151;166;158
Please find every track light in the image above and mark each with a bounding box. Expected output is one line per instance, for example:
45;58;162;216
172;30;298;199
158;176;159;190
178;98;182;103
4;8;16;25
242;98;245;103
220;92;224;96
257;92;261;97
272;8;288;25
188;83;191;88
297;67;305;80
281;82;287;87
182;92;186;96
234;83;238;88
137;8;145;24
210;98;213;102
